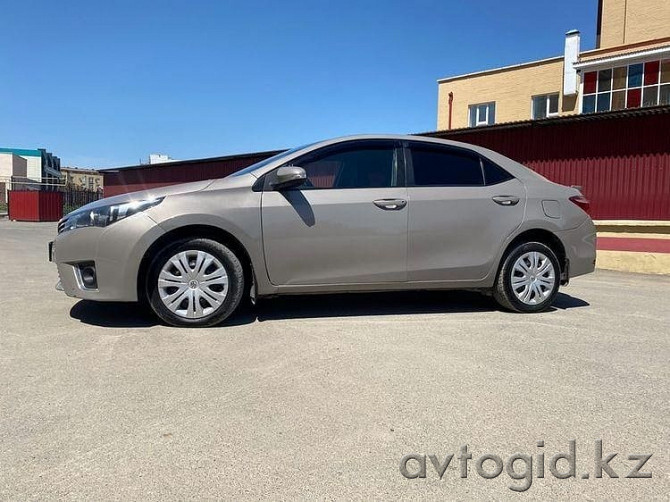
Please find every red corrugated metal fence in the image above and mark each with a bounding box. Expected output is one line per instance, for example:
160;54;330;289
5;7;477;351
427;108;670;220
102;108;670;220
103;151;280;197
8;191;63;222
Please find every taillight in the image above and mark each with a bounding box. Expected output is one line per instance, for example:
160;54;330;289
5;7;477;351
569;195;590;213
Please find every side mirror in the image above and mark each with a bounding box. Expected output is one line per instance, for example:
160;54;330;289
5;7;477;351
271;166;307;190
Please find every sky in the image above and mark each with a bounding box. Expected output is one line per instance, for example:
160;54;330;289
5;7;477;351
1;0;597;168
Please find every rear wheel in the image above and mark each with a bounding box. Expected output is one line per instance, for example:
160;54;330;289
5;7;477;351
493;242;559;313
147;238;244;327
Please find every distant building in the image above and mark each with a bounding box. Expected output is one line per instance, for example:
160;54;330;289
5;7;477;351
149;153;177;164
437;0;670;129
0;147;61;186
0;153;28;204
60;167;103;192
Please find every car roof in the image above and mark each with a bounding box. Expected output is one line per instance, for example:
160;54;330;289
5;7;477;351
307;134;475;148
244;134;546;183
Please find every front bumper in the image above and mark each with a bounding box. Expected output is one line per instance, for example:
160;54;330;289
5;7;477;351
51;213;165;302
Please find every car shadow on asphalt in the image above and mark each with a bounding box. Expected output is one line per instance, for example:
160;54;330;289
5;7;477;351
69;291;590;329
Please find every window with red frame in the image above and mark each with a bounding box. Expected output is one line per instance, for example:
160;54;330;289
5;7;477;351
581;59;670;113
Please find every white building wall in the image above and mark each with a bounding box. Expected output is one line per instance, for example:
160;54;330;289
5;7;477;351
0;153;28;179
149;153;176;164
22;155;42;181
0;153;13;179
0;153;28;202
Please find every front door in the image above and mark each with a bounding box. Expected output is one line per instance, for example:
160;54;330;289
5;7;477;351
261;140;408;286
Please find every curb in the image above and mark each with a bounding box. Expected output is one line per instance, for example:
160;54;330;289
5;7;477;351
593;221;670;274
594;220;670;234
597;250;670;275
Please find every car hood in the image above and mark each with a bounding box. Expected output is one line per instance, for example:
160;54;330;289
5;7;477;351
64;179;215;217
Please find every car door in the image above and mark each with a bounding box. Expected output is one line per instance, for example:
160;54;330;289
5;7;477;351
405;141;525;282
261;140;408;286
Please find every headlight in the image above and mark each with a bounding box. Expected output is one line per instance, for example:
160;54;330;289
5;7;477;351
61;197;164;233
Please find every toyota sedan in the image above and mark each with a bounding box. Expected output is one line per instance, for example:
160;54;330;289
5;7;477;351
51;135;596;327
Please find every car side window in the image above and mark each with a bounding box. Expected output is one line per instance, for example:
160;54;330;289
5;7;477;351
409;144;484;187
482;158;514;185
282;141;397;189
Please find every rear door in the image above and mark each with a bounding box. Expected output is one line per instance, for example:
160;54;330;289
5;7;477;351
405;141;525;282
261;140;408;286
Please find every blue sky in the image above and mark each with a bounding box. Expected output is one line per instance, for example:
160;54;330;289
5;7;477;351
1;0;597;168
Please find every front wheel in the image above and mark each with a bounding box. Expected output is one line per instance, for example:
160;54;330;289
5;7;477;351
493;242;560;313
146;238;245;327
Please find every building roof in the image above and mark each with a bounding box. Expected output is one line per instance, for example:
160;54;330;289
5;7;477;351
582;36;670;59
99;149;285;173
574;44;670;70
101;107;670;177
0;147;41;157
61;167;102;175
437;55;563;84
417;104;670;136
437;37;670;84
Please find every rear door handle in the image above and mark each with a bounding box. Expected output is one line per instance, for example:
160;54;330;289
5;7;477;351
373;199;407;211
492;195;520;206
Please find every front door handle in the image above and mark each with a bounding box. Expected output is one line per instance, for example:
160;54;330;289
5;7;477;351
373;199;407;211
492;195;520;206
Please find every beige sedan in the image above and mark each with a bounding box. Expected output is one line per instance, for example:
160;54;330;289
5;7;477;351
51;135;596;327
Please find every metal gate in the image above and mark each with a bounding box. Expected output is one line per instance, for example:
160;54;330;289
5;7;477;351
62;188;103;216
7;191;63;222
4;178;103;222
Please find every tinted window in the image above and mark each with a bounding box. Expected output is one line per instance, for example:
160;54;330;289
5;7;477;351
290;142;396;189
482;158;514;185
410;145;483;186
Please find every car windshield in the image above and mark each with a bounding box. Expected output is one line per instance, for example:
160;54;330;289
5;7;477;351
229;142;317;177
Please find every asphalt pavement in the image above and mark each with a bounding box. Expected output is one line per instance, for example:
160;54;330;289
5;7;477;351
1;220;668;500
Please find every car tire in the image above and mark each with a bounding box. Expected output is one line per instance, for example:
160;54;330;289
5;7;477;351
493;241;560;313
146;238;245;327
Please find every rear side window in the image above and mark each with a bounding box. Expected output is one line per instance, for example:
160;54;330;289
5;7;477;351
482;158;514;185
409;145;484;186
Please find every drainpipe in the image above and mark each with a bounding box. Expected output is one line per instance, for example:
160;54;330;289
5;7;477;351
448;92;454;130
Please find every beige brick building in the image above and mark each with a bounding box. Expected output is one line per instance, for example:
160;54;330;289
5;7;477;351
437;0;670;130
598;0;670;48
61;167;103;192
